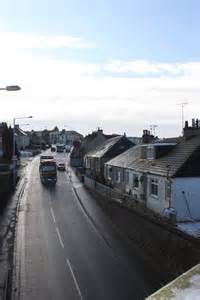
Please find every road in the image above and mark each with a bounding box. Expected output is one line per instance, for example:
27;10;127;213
12;151;164;300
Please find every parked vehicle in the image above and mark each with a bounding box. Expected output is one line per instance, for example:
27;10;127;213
57;162;66;171
65;145;71;153
56;144;65;152
39;159;57;184
51;146;56;152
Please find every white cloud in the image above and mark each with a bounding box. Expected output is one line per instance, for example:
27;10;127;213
104;59;181;76
0;32;95;50
1;31;200;137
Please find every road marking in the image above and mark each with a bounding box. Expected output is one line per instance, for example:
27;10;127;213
66;258;83;300
56;226;64;249
50;207;56;224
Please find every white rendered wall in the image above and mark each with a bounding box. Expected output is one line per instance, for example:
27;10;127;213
171;177;200;221
146;175;168;215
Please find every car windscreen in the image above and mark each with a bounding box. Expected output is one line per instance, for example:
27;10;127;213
41;156;53;160
41;165;56;172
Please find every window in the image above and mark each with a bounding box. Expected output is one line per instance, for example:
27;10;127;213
115;169;121;183
108;166;112;180
150;178;158;196
41;165;56;172
125;171;129;184
133;174;139;188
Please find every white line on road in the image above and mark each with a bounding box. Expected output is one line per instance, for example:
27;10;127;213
66;258;83;300
56;226;64;249
50;207;56;224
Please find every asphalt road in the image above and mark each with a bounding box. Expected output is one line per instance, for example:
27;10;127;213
12;151;163;300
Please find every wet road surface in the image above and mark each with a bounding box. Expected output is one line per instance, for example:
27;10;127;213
12;151;163;300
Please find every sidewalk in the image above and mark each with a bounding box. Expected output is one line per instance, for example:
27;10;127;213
0;158;30;299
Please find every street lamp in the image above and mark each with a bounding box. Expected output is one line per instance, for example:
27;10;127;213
0;85;21;91
13;116;33;187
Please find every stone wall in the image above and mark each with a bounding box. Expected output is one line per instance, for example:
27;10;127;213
84;176;200;278
0;175;12;208
108;202;200;278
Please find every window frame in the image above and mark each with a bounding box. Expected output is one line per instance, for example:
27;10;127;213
115;169;121;183
133;174;139;189
150;178;158;197
125;170;130;184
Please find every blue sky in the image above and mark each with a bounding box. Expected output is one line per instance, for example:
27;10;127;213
0;0;200;136
1;0;200;62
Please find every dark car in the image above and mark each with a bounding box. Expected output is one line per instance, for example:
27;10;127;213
57;163;66;171
51;146;56;152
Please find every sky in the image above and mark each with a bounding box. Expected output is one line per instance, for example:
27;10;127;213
1;0;200;137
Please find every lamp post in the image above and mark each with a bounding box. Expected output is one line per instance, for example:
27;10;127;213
12;116;33;187
0;85;21;91
0;84;21;186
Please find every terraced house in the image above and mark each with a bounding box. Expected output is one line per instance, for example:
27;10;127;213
85;134;134;183
104;120;200;222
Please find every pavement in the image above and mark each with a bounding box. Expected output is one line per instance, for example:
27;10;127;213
0;157;31;300
10;151;165;300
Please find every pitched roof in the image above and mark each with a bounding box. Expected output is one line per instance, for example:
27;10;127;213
105;135;200;177
15;127;28;136
86;135;124;158
155;137;182;144
84;130;118;142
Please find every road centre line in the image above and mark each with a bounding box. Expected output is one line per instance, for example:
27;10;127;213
50;201;82;299
50;207;56;224
66;258;83;300
56;226;64;249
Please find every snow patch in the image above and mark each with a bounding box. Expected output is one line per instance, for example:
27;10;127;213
178;222;200;238
172;274;200;300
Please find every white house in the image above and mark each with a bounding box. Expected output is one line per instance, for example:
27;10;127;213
59;130;83;145
15;125;30;150
105;121;200;222
49;127;60;145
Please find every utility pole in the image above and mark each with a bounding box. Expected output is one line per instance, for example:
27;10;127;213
177;102;188;135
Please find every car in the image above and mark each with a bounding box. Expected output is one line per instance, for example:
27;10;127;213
65;145;71;153
51;146;56;152
57;162;66;171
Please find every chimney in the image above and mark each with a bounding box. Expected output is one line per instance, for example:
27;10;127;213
142;129;155;144
184;118;200;139
97;127;103;135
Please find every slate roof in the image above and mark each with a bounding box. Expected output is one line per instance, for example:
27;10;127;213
105;135;200;177
86;135;124;158
15;127;28;136
155;137;182;144
84;131;118;143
